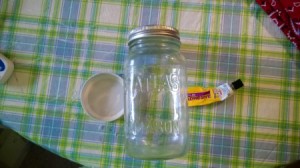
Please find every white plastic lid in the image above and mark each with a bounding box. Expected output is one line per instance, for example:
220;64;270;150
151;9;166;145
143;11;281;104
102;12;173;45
0;53;14;84
80;73;124;121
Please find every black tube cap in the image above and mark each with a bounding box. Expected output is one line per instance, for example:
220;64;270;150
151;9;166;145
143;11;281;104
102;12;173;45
231;79;244;90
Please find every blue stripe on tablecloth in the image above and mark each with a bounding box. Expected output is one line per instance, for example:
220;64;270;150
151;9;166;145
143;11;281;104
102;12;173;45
83;122;106;132
49;75;69;98
141;5;159;25
42;105;65;139
0;33;37;53
254;141;277;161
93;43;117;62
44;3;81;148
12;34;37;52
56;0;80;58
55;40;75;58
149;6;159;24
41;117;63;138
218;54;239;75
124;155;143;167
216;97;235;116
82;131;104;143
62;0;80;21
0;113;23;130
0;34;9;49
222;14;241;35
191;133;204;153
211;136;233;156
49;1;81;114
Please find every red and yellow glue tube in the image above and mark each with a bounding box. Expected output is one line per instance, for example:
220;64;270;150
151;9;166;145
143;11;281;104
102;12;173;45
187;79;244;107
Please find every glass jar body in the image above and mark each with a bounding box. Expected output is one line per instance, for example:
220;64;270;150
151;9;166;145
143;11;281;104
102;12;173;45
124;36;189;160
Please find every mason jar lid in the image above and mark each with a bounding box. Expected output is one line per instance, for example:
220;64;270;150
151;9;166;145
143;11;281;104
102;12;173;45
128;25;180;45
80;73;124;122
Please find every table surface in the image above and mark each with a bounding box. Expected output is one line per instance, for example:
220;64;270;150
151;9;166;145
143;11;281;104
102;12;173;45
0;0;299;167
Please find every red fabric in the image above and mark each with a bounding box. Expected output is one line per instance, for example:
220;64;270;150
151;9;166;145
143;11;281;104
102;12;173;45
256;0;300;49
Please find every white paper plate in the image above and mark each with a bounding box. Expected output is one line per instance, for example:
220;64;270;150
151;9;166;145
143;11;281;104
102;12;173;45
80;73;124;121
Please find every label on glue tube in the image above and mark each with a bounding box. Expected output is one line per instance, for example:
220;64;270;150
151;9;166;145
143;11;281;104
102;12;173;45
187;79;244;107
214;83;234;101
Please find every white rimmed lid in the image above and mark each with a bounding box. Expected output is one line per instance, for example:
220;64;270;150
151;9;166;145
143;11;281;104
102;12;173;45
80;73;124;121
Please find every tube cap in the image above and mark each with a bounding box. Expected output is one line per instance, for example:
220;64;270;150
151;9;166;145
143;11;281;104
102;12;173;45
231;79;244;90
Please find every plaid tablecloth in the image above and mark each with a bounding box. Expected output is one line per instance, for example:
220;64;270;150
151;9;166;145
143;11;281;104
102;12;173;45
0;0;299;167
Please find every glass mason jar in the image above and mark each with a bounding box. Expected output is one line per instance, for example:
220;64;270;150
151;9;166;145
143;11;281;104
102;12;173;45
124;25;189;160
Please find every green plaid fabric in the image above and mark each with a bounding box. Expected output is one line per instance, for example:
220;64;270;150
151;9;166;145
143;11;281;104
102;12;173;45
0;0;299;167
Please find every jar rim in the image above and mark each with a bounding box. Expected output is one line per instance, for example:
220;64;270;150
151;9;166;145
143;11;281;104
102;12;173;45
128;25;180;45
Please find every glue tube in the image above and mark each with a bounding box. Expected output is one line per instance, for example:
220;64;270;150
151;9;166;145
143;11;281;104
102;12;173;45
187;79;244;107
